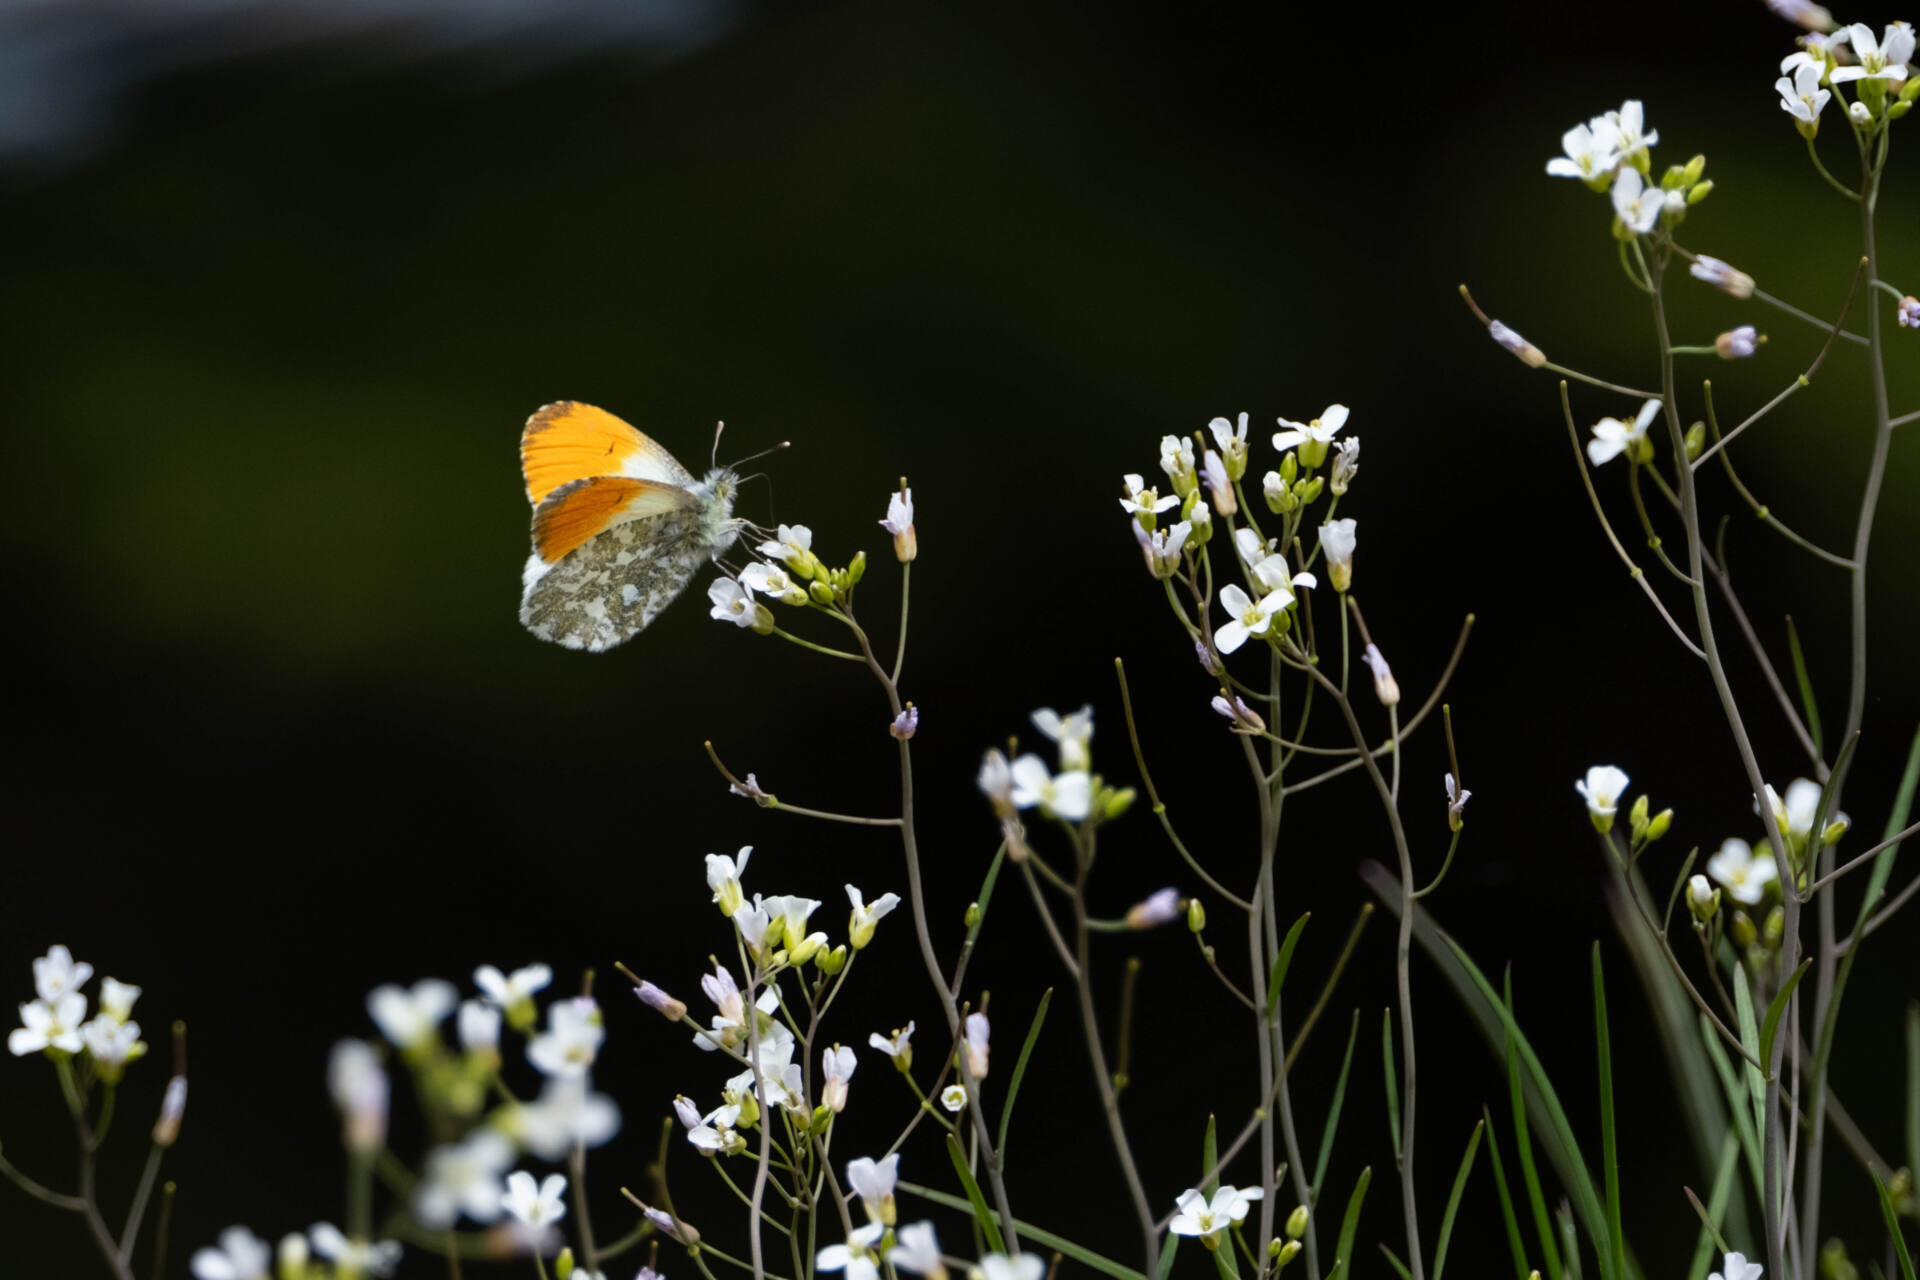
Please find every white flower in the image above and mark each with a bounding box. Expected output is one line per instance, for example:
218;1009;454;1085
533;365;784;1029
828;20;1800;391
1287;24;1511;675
742;561;805;604
1445;773;1471;830
1488;319;1547;367
189;1227;272;1280
695;961;778;1051
1211;693;1266;734
1201;449;1238;515
1687;874;1722;923
869;1022;914;1066
760;894;823;958
817;1222;888;1280
1690;256;1756;299
1119;473;1179;521
706;847;753;916
1782;31;1844;77
275;1235;308;1276
1126;888;1182;929
1215;582;1291;654
1832;22;1912;84
1361;643;1400;707
965;1011;990;1079
414;1131;515;1228
976;1256;1047;1280
1031;704;1095;771
822;1044;858;1112
684;1099;746;1156
1717;326;1760;359
512;1077;621;1159
1600;100;1658;165
528;996;604;1078
881;488;916;561
708;577;762;629
366;979;457;1051
1008;754;1093;822
1319;518;1357;592
501;1169;568;1233
1848;100;1873;125
10;993;86;1057
1710;1252;1765;1280
733;898;773;954
1234;528;1315;596
847;1155;900;1225
977;750;1015;815
1610;168;1661;235
847;884;902;950
1159;434;1198;496
1758;777;1845;853
1708;838;1779;905
80;1016;143;1076
307;1226;401;1278
1167;1185;1265;1247
1588;398;1662;466
32;945;93;1004
1575;765;1630;833
1330;436;1360;494
1899;296;1920;328
1209;413;1250;478
328;1039;389;1151
458;1000;500;1056
892;1222;948;1279
1133;518;1192;579
1546;117;1622;181
1272;404;1350;455
98;978;141;1024
756;523;816;575
1777;63;1831;129
1768;0;1836;32
473;962;551;1028
940;1084;968;1112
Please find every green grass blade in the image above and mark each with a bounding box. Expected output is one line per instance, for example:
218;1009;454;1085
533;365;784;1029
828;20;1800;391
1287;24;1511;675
1269;912;1311;1013
1203;1113;1221;1197
1326;1166;1372;1280
1156;1236;1179;1280
1380;1244;1413;1280
1594;945;1623;1280
1313;1010;1363;1196
1382;1007;1402;1158
1557;1206;1583;1280
1482;1107;1533;1280
996;988;1052;1160
1686;1138;1740;1280
1907;1001;1919;1180
1507;973;1564;1280
945;1133;1006;1255
1432;1118;1485;1280
1874;1169;1917;1280
1759;959;1811;1067
1211;1231;1243;1280
900;1181;1146;1280
1699;1014;1764;1202
1856;725;1920;932
1733;969;1765;1147
1783;614;1823;757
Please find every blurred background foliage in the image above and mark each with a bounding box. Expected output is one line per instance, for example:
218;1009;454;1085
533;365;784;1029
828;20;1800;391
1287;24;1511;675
1;0;1915;1274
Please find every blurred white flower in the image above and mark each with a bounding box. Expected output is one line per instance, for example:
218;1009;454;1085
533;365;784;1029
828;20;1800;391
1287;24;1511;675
965;1011;990;1079
1710;1252;1765;1280
32;945;93;1004
80;1016;143;1078
1899;295;1920;328
1488;320;1547;367
1759;777;1845;852
1600;100;1658;165
501;1170;568;1234
817;1222;888;1280
892;1222;948;1279
307;1226;400;1278
1588;398;1662;466
1831;22;1912;83
514;1078;621;1159
1126;888;1182;929
1610;168;1661;234
891;707;920;740
1168;1185;1265;1249
474;963;552;1018
458;1000;501;1057
188;1227;269;1280
977;750;1015;815
1768;0;1835;32
1708;838;1779;905
414;1131;514;1229
1008;754;1093;822
1361;643;1400;707
1689;255;1756;299
1031;705;1095;771
706;847;753;916
822;1044;858;1113
1575;765;1630;833
1717;326;1760;359
528;996;604;1079
366;979;458;1052
9;993;86;1057
328;1040;389;1152
847;884;902;950
99;978;141;1024
976;1256;1047;1280
847;1154;901;1225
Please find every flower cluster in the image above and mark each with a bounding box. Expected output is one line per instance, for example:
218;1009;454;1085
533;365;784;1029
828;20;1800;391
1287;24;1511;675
1776;22;1915;139
9;946;147;1083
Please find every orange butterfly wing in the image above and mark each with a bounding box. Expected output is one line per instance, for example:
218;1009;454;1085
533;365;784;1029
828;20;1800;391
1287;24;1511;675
520;400;696;506
530;476;697;564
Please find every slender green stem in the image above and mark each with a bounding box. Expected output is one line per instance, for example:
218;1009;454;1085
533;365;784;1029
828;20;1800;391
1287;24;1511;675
891;562;910;685
571;1145;601;1278
0;1149;86;1209
1805;136;1861;200
118;1142;165;1261
1699;381;1856;569
1803;821;1920;894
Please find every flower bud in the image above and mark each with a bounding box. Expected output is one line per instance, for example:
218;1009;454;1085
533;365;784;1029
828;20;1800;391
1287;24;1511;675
1731;910;1758;948
1296;476;1324;505
1763;905;1786;950
1716;326;1761;359
1820;818;1849;846
1286;1205;1310;1239
1269;1239;1284;1260
1187;899;1207;933
1904;77;1920;104
1362;643;1400;707
153;1075;188;1147
890;706;919;740
277;1234;310;1280
1899;296;1920;329
1849;100;1872;125
965;901;982;928
1629;795;1651;842
1687;179;1714;205
1263;471;1297;515
816;944;847;975
1127;889;1182;929
808;579;836;606
812;1103;833;1131
1102;785;1137;819
1277;1241;1301;1268
557;1247;576;1280
1646;808;1672;842
1488;320;1547;368
1688;256;1754;300
1684;423;1706;460
1687;875;1721;926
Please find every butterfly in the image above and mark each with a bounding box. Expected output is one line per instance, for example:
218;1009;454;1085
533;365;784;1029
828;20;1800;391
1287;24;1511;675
518;401;741;652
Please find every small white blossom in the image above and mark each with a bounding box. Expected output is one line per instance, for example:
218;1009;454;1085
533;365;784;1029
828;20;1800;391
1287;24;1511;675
822;1044;858;1113
976;1256;1047;1280
756;524;816;574
1272;404;1349;455
1690;256;1756;299
978;749;1015;815
1008;754;1093;822
940;1084;968;1112
307;1226;401;1278
1330;436;1360;494
1575;765;1630;833
881;488;916;561
742;561;806;604
189;1227;272;1280
1716;326;1760;359
1768;0;1836;32
458;1000;500;1056
80;1016;144;1077
528;996;604;1079
1610;167;1661;234
1600;100;1658;167
1711;1252;1765;1280
512;1078;621;1159
501;1170;568;1234
1445;773;1471;830
695;961;778;1051
1133;518;1192;579
1778;62;1831;129
1831;22;1912;84
414;1131;515;1228
1201;449;1237;514
1319;518;1357;592
1546;117;1622;181
761;894;823;958
1159;434;1198;496
1361;643;1400;707
1209;413;1250;478
1758;777;1846;853
9;993;86;1057
869;1022;914;1066
817;1222;888;1280
708;576;763;629
847;1154;901;1225
1031;704;1095;771
892;1222;948;1279
1849;100;1873;125
1168;1185;1265;1248
32;945;93;1004
706;847;753;916
99;978;141;1024
1119;473;1179;521
1211;692;1266;734
473;963;552;1026
1687;874;1722;924
328;1039;389;1151
1708;838;1779;906
1215;582;1291;654
1588;398;1662;466
847;884;901;950
366;979;458;1052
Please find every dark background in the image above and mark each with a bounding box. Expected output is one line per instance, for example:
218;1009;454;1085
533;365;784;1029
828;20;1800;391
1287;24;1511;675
3;1;1915;1275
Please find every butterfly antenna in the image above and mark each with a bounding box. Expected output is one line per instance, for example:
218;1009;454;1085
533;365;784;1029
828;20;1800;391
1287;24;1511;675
711;420;726;471
726;440;791;471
